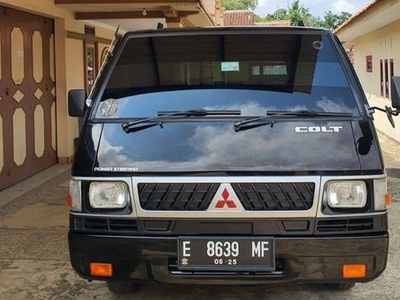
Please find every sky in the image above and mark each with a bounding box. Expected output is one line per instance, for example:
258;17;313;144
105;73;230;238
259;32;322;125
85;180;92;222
254;0;372;18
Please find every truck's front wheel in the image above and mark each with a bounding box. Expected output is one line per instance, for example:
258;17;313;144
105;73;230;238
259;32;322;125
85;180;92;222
106;280;137;294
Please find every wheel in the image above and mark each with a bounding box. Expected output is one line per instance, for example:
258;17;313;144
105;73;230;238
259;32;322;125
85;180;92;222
325;282;356;290
106;280;137;294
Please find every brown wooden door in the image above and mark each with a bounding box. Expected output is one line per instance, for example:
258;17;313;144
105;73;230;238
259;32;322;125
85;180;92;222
0;7;56;190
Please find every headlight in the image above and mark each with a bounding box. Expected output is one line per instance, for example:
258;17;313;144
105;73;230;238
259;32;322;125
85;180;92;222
326;181;367;208
89;182;129;209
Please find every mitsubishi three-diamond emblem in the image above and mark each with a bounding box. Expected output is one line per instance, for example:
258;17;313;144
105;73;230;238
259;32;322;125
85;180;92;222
215;188;236;208
208;183;244;211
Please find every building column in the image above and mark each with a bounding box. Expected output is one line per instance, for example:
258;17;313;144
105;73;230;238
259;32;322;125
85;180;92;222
54;18;76;164
215;0;224;26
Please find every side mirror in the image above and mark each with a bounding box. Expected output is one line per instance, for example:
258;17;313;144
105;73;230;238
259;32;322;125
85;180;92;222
68;89;87;117
369;76;400;128
391;76;400;109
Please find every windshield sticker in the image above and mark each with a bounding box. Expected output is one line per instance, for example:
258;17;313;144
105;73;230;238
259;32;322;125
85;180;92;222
94;167;139;172
221;62;240;72
312;41;323;50
99;98;119;117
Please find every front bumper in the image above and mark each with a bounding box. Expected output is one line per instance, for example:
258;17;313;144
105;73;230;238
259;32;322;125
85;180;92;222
69;232;388;285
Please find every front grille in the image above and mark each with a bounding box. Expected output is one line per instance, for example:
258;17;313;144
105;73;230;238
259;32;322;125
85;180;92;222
232;182;315;211
138;182;315;211
316;218;374;233
138;183;219;210
74;217;138;234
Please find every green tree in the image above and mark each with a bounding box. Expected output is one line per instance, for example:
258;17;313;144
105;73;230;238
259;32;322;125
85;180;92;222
287;0;311;26
222;0;258;11
317;11;352;30
266;8;288;21
259;1;313;26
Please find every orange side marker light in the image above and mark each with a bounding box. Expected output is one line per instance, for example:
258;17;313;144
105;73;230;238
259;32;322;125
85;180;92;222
385;193;392;206
342;264;366;279
65;194;72;207
90;262;113;277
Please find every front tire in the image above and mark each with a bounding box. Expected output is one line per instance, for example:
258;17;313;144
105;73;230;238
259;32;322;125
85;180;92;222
106;280;137;294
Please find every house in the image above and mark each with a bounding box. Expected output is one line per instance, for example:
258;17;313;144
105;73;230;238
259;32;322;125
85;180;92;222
334;0;400;142
0;0;221;190
223;10;290;27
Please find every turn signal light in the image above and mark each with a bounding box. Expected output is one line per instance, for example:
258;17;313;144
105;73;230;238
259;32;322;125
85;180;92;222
385;193;392;206
342;264;366;278
65;194;72;207
90;262;113;277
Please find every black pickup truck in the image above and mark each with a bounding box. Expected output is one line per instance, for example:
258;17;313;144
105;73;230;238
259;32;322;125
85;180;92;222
67;26;400;294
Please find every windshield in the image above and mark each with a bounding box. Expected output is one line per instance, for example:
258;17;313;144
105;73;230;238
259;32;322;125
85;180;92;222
88;30;367;173
95;32;360;119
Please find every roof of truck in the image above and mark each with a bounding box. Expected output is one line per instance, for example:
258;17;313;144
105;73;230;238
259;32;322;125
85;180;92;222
123;26;330;37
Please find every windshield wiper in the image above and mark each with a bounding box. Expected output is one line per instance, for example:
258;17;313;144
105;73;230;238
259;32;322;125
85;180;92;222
266;110;353;117
122;109;241;133
234;110;353;132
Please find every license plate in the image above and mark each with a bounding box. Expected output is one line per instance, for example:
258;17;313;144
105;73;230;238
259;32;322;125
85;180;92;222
177;237;275;271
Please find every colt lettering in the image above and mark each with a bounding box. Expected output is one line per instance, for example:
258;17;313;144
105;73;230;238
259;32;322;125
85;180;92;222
295;126;343;133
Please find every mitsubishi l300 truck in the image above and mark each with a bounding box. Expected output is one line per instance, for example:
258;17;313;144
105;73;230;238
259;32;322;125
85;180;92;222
67;27;400;294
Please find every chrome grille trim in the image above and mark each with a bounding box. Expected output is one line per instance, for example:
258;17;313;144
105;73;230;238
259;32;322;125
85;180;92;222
69;174;386;219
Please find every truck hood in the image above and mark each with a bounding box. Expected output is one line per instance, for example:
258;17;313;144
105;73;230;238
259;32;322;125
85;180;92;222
73;120;383;175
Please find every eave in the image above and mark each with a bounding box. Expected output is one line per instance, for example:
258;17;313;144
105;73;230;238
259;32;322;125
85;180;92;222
54;0;217;30
334;0;400;41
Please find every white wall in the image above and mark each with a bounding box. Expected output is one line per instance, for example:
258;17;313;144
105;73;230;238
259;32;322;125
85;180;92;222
353;19;400;141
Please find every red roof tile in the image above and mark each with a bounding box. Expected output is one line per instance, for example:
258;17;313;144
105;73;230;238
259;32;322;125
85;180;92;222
223;10;254;26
